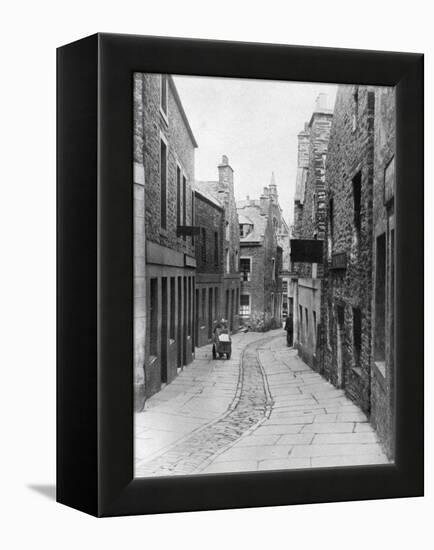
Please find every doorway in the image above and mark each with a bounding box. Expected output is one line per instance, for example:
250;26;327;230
336;305;345;388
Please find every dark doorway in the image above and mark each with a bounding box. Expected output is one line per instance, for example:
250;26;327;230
336;305;345;388
195;288;199;349
177;277;182;368
183;277;187;365
208;287;213;340
161;277;168;383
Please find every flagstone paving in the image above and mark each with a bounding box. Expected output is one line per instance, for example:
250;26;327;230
134;331;390;477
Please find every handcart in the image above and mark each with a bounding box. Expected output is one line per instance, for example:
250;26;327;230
212;331;232;360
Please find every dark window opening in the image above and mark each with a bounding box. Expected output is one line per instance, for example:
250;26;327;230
353;307;362;368
160;75;168;115
375;233;386;362
214;232;219;266
160;140;167;229
176;166;181;231
182;175;187;241
201;228;206;262
353;172;362;237
240;258;251;281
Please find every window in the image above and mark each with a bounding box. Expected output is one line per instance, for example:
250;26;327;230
282;280;288;293
182;175;187;241
160;74;168;116
201;228;206;263
160;139;167;230
272;257;276;281
214;232;219;266
352;86;359;131
353;308;362;369
239;223;253;238
225;222;230;241
240;294;250;316
353;172;362;238
240;258;251;281
150;279;158;356
191;190;195;245
328;198;334;260
176;166;181;232
375;233;386;363
312;193;316;222
305;308;309;341
226;249;230;274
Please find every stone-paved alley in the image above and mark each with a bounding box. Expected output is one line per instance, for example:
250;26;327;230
134;331;389;477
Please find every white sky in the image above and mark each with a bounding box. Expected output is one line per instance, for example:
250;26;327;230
174;75;338;225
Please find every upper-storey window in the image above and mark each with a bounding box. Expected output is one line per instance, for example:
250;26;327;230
240;257;251;282
160;74;168;117
239;223;253;238
160;138;167;230
352;86;359;132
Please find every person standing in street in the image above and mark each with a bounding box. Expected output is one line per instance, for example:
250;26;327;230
284;314;293;347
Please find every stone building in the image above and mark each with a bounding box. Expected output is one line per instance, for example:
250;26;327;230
193;187;224;347
237;176;286;331
321;85;375;415
370;87;395;458
291;94;333;369
133;73;198;408
196;156;240;333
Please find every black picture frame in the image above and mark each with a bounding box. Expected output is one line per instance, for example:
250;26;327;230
57;33;424;517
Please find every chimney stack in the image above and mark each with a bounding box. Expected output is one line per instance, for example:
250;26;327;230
314;93;328;112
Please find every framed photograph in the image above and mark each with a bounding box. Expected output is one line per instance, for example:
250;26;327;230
57;33;423;517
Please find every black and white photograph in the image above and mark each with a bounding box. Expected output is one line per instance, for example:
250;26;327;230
133;73;395;477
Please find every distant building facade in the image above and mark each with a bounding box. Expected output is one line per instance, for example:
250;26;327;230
291;94;333;369
193;187;224;347
196;156;240;333
133;73;198;408
237;176;286;331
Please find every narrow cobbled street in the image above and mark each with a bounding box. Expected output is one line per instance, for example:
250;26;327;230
135;331;389;477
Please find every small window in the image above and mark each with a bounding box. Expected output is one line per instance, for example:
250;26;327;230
240;258;251;281
160;74;168;116
353;308;362;368
240;294;250;316
375;233;386;363
328;198;334;260
160;139;167;230
176;166;181;231
182;175;187;241
214;232;219;266
353;172;362;237
201;228;206;263
352;86;359;131
272;257;276;281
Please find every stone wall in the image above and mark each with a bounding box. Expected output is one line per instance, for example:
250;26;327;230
370;87;396;458
134;73;197;403
321;85;375;414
